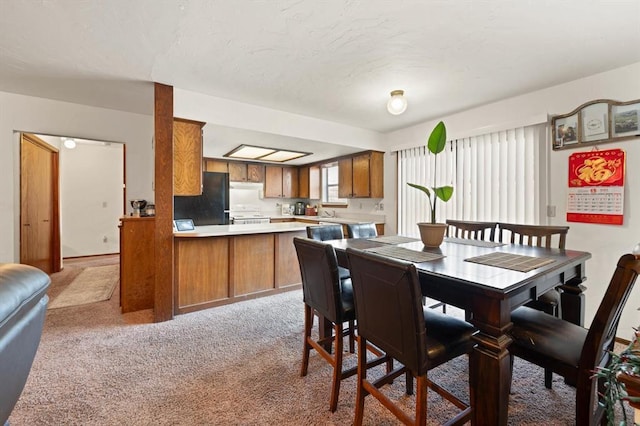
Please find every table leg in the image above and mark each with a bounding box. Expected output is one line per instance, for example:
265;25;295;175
470;309;513;425
559;276;586;326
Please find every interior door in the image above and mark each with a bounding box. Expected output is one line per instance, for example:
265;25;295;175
20;133;60;274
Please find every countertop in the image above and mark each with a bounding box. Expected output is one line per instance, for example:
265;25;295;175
269;215;385;225
174;222;308;237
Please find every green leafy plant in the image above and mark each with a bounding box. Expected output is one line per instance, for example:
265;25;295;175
407;121;454;223
593;328;640;425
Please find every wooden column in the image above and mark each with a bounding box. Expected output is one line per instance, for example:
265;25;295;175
154;83;174;322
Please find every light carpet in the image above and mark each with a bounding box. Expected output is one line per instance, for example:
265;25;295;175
47;264;119;309
12;288;633;425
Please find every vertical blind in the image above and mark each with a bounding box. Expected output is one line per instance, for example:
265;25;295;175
397;124;545;237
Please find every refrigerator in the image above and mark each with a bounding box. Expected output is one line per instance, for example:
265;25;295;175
174;172;230;225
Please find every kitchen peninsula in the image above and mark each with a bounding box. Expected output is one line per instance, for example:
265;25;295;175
174;222;308;314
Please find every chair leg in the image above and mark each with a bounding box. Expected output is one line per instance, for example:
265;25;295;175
405;370;414;395
353;336;367;426
348;319;355;353
415;375;428;425
544;369;553;389
300;304;313;377
329;322;344;412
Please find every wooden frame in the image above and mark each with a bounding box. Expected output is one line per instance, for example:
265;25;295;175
552;99;640;150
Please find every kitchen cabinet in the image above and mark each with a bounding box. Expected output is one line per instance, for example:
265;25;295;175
204;159;229;173
173;118;205;195
119;217;155;313
298;165;320;199
229;162;264;182
338;151;384;198
264;166;298;198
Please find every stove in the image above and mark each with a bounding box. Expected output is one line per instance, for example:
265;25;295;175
230;211;271;225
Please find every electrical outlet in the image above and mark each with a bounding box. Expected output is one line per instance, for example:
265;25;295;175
379;202;384;211
103;236;108;243
102;201;107;208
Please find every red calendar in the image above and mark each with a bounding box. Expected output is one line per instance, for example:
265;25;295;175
566;148;625;225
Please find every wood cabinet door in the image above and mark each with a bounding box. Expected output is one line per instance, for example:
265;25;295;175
351;153;371;197
20;135;57;274
205;159;228;173
120;218;155;312
282;167;298;198
298;166;309;198
173;118;204;195
247;164;264;182
264;166;283;197
228;162;247;181
338;157;353;198
369;151;384;198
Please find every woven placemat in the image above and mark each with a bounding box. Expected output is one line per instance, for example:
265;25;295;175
464;252;555;272
367;235;420;245
445;237;505;248
365;245;444;263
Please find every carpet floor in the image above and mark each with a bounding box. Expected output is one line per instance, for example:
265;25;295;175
8;256;633;425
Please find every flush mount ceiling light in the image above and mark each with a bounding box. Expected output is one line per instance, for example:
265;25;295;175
387;89;408;115
63;138;76;149
223;144;311;163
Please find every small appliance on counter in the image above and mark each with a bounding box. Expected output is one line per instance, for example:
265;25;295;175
294;201;306;215
130;199;147;217
281;203;292;215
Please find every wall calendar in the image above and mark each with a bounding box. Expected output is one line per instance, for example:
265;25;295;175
566;148;625;225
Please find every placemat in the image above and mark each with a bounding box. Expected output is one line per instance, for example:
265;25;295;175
445;237;505;248
464;252;555;272
367;235;421;245
365;245;444;263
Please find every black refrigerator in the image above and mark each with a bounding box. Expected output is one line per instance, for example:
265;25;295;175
174;172;230;225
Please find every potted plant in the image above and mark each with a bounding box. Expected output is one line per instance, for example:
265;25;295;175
594;328;640;425
407;121;454;247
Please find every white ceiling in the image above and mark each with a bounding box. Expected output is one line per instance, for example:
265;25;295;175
1;1;640;161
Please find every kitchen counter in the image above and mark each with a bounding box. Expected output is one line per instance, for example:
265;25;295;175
174;222;307;237
268;215;385;225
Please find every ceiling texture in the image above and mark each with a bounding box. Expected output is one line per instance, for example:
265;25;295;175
1;0;639;159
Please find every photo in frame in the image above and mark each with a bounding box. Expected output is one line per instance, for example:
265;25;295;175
612;101;640;138
581;102;609;142
553;114;578;148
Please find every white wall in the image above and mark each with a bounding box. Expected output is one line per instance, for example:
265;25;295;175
0;91;154;264
384;62;640;338
60;141;124;257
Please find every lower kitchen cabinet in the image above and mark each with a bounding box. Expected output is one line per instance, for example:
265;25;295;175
174;230;304;314
119;217;155;313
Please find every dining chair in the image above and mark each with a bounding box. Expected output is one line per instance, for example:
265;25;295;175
498;222;570;316
306;224;350;282
509;253;640;424
446;219;498;241
346;222;378;239
293;237;388;412
346;247;476;425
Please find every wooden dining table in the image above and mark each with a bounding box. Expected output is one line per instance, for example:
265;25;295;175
325;236;591;425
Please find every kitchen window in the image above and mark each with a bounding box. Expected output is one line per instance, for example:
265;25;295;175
321;163;347;205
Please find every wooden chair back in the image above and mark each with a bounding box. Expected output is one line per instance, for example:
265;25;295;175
346;222;378;239
446;220;498;241
497;223;569;249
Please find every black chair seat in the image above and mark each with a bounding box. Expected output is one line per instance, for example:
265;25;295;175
511;306;586;370
424;309;476;366
526;288;560;312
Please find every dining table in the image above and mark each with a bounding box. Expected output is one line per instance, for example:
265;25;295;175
325;235;591;425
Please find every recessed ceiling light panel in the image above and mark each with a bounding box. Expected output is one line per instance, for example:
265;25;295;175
223;144;311;163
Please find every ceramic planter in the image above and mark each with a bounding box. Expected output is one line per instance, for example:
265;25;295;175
417;223;447;247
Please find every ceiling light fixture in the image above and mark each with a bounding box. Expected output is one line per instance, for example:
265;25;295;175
63;138;76;149
223;144;311;163
387;89;408;115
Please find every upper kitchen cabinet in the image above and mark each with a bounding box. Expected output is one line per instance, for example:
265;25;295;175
298;165;320;199
338;151;384;198
174;118;205;196
264;166;299;198
204;159;229;173
229;162;264;183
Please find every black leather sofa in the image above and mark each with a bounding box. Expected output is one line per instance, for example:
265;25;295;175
0;264;50;426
